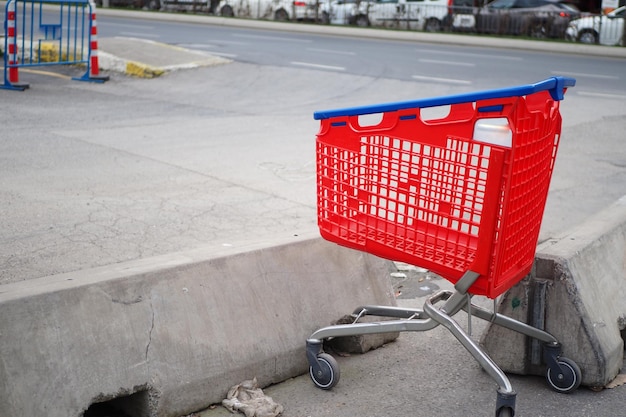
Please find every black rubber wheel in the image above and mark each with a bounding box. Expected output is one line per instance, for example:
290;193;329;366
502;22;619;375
354;14;369;27
497;407;514;417
274;8;289;21
578;30;598;44
220;4;234;17
530;23;547;38
320;11;330;24
309;352;340;390
424;18;442;32
546;357;581;394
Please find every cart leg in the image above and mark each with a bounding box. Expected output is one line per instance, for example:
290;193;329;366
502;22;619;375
465;302;582;394
350;305;428;320
464;302;559;344
305;293;449;391
424;295;517;415
306;339;323;372
307;315;440;342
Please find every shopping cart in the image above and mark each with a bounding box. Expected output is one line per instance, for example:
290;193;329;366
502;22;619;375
305;77;579;417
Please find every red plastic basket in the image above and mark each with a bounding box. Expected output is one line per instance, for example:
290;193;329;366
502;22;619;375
315;78;574;298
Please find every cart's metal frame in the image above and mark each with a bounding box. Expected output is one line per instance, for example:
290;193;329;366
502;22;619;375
306;271;577;416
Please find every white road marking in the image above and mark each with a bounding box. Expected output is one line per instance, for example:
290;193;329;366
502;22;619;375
179;40;246;48
576;91;626;99
416;48;523;61
204;51;238;58
418;58;475;67
307;48;356;56
291;61;345;71
412;75;472;85
233;33;312;43
179;43;221;49
120;31;160;39
550;71;620;80
103;22;155;30
176;44;238;57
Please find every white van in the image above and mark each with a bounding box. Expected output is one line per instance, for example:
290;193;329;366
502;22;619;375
320;0;475;31
217;0;319;21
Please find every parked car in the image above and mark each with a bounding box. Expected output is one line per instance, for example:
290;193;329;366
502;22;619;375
565;6;625;45
95;0;162;9
217;0;319;21
319;0;474;31
475;0;580;38
319;0;369;25
444;0;477;32
161;0;211;12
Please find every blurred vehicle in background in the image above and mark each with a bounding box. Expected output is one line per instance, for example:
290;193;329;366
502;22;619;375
216;0;319;20
319;0;475;31
565;5;625;45
95;0;162;9
97;0;626;47
162;0;211;12
319;0;372;26
444;0;477;31
475;0;580;38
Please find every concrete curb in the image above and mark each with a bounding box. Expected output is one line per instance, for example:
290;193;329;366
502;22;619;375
97;37;233;78
0;36;232;79
481;195;626;387
98;50;166;78
0;233;397;417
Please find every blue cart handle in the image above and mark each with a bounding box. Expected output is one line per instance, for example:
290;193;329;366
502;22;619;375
314;76;576;120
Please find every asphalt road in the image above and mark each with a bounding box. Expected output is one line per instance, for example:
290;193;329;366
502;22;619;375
93;11;626;89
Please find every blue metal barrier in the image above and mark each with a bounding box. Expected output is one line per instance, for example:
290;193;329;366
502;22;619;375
2;0;109;91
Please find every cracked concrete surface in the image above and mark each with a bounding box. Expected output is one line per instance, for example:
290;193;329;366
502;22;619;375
0;64;304;284
146;301;155;363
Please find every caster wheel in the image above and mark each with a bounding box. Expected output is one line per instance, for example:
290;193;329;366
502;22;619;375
309;352;340;390
546;357;581;393
496;407;514;417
